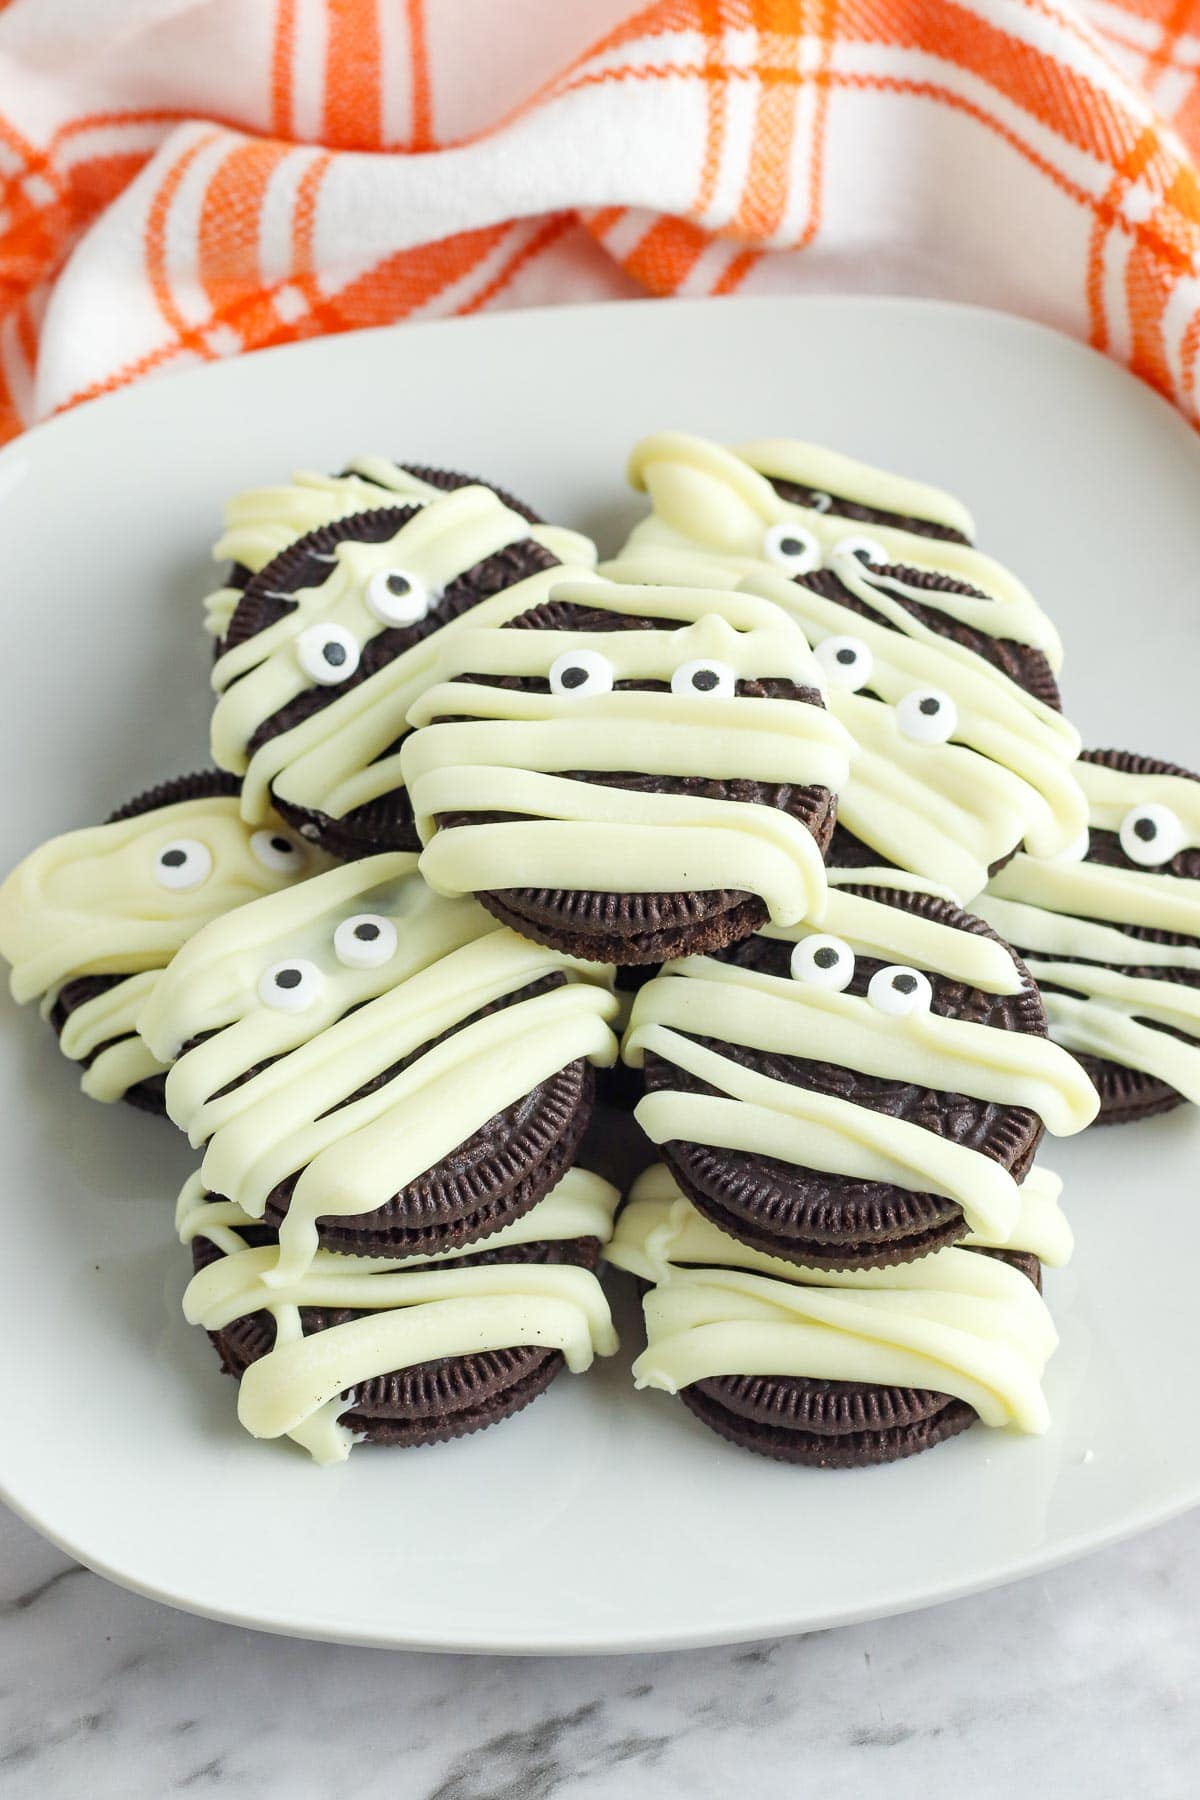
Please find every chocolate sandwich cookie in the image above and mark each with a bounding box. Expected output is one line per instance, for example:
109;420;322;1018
622;873;1098;1268
606;433;1085;903
138;853;619;1279
0;771;315;1112
403;578;851;965
977;749;1200;1125
605;1165;1069;1468
211;478;596;860
179;1165;620;1461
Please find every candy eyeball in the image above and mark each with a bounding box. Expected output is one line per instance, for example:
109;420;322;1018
670;658;736;699
790;934;856;992
257;959;323;1012
548;648;615;697
868;965;933;1016
334;912;398;969
896;687;957;745
1119;802;1185;867
250;829;306;875
296;622;361;686
829;533;890;570
366;567;432;628
815;634;873;692
763;521;821;576
154;838;212;891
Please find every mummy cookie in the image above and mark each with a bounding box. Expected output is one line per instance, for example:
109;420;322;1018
977;750;1200;1124
210;480;598;860
138;854;620;1280
179;1165;620;1462
621;870;1098;1267
605;1163;1070;1467
0;773;314;1112
205;456;594;643
602;433;1086;903
401;578;851;965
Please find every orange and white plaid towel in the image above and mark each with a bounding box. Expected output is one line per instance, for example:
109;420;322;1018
3;0;1200;443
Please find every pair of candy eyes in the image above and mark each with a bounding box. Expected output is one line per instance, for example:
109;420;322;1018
294;568;435;686
790;936;933;1013
256;913;399;1010
809;632;958;744
547;650;741;700
762;522;891;578
155;829;305;891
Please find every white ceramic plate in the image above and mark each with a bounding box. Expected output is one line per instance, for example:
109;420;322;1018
1;296;1198;1654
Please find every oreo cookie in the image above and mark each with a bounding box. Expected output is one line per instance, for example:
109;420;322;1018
179;1165;621;1460
138;854;620;1277
211;483;585;859
403;579;851;965
606;433;1085;902
622;877;1098;1268
0;771;314;1112
978;749;1200;1125
605;1166;1064;1468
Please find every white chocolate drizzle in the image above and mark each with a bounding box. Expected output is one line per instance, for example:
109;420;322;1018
605;1164;1061;1434
210;483;597;830
180;1166;620;1462
401;578;852;926
138;855;620;1285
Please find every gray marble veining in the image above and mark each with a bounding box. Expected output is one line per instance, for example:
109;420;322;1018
2;1503;1196;1798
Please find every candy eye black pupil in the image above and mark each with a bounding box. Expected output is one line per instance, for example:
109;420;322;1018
1133;817;1157;841
779;536;804;557
323;641;347;667
160;849;187;867
854;548;877;564
692;669;719;692
275;968;303;990
385;574;411;596
814;947;839;969
919;697;940;716
892;973;918;994
354;923;380;941
560;666;587;689
836;648;857;665
271;836;293;855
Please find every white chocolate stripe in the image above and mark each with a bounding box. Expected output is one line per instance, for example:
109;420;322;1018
627;1022;1021;1239
55;967;159;1063
81;1034;165;1104
974;892;1200;971
765;891;1024;995
987;852;1200;940
1036;987;1200;1104
625;959;1098;1135
961;1166;1073;1268
409;783;830;927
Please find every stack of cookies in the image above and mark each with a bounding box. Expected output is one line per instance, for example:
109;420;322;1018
1;438;1195;1470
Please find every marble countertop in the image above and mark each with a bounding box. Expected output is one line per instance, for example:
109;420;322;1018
2;1504;1196;1798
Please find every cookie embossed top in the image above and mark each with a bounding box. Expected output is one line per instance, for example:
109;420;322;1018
977;749;1200;1123
605;434;1086;903
622;871;1098;1269
401;578;853;965
0;774;315;1108
137;854;620;1285
605;1164;1068;1466
209;482;598;859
